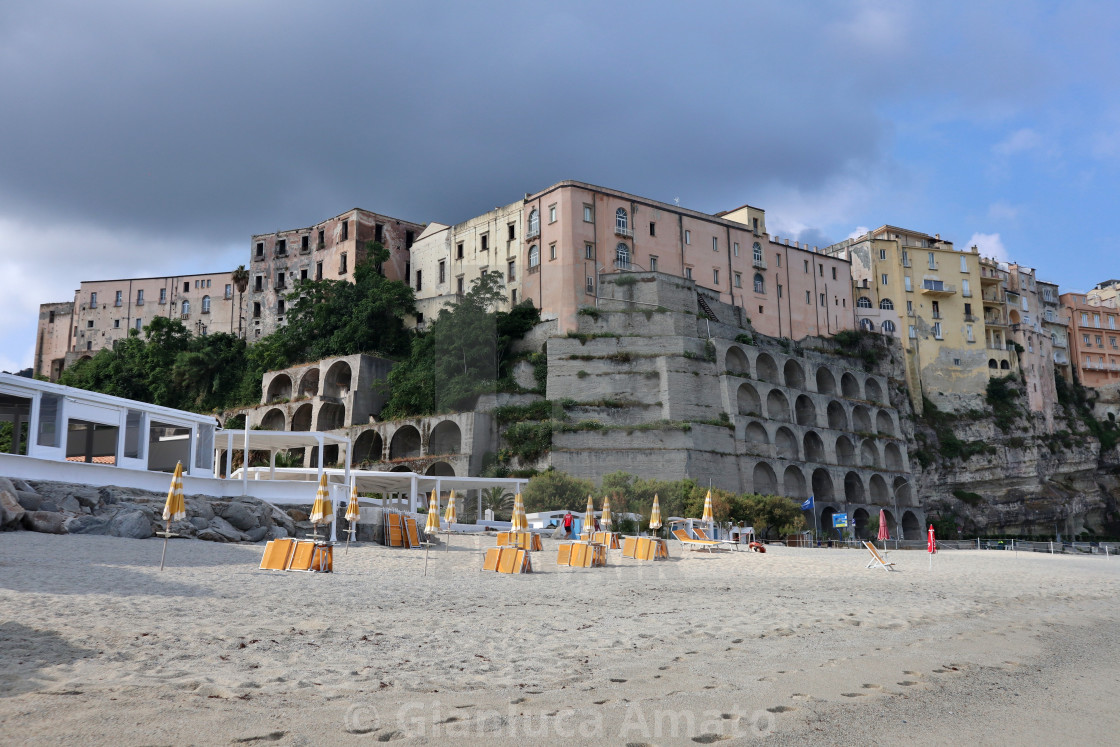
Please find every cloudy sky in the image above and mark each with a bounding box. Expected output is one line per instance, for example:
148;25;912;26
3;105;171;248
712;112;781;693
3;0;1119;372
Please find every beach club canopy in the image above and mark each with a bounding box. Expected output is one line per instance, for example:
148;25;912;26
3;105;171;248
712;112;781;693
878;509;890;541
425;490;440;533
601;495;612;529
510;492;527;532
649;494;662;530
701;489;714;523
162;461;186;523
444;490;457;525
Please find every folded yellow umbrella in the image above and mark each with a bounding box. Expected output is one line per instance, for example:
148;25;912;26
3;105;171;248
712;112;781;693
601;494;612;530
443;489;457;525
309;473;332;538
510;492;527;532
701;488;714;524
425;489;440;534
344;482;360;552
583;494;595;535
649;493;662;530
159;461;185;571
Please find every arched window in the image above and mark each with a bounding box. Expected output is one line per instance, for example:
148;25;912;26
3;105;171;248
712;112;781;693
860;318;874;331
527;209;539;237
201;295;211;313
528;245;540;268
615;208;628;233
616;243;631;269
753;242;763;262
857;296;873;308
882;319;896;333
879;298;894;310
181;299;190;315
753;273;765;293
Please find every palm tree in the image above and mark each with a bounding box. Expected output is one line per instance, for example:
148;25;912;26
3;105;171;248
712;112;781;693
231;265;249;339
480;486;514;521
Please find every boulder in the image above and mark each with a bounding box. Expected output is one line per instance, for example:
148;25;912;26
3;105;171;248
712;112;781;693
38;500;59;513
10;478;33;492
268;526;289;540
15;490;43;511
207;515;244;542
22;511;68;534
31;481;101;509
245;526;269;542
288;509;309;522
189;516;210;531
221;501;260;531
186;498;215;521
196;529;228;542
0;482;26;528
59;496;82;514
65;515;111;535
109;510;154;539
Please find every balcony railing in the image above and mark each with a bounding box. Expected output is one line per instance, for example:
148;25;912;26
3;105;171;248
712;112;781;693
614;225;634;239
752;257;767;270
526;226;540;240
920;280;955;295
964;314;978;322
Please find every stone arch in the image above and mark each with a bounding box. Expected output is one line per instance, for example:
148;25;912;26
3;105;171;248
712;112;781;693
389;425;422;459
844;471;865;502
821;506;839;537
323;360;353;398
869;474;890;504
352;429;384;465
745;421;769;445
853;507;872;540
726;346;750;376
794;394;817;427
426;461;456;476
852;405;872;433
783;465;807;499
865;377;884;403
902;510;921;540
266;374;292;403
882;508;897;535
752;462;777;494
803;431;826;462
894;477;914;507
737;383;762;416
812;468;834;500
784;359;805;389
989;359;998;369
1000;360;1010;370
841;371;861;399
755;353;780;384
316;402;345;431
775;427;799;459
298;368;320;398
836;435;857;466
429;421;462;455
875;409;896;436
860;439;880;468
389;464;412;472
827;400;848;430
260;408;285;431
291;403;313;431
884;442;904;471
766;389;790;421
816;367;836;394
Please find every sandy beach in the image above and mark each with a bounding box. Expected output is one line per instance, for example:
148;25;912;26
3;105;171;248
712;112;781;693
1;533;1118;745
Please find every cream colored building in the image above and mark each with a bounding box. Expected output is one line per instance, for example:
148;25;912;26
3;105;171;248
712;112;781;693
1006;264;1057;429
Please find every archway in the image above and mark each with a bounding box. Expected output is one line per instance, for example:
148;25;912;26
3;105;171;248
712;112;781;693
820;506;839;538
389;425;422;459
755;353;780;384
884;442;904;471
429;421;462;455
804;431;825;462
852;405;872;432
869;474;890;504
860;439;880;468
783;465;807;499
260;408;285;431
784;359;805;389
775;427;798;459
865;377;884;403
836;435;856;466
766;389;790;421
426;461;456;476
844;471;865;502
853;508;872;540
352;430;384;465
812;468;834;500
389;464;412;472
752;462;777;494
745;421;769;445
726;346;750;376
737;383;761;416
316;402;345;431
841;372;861;398
894;477;913;507
291;403;312;431
323;360;353;398
827;400;848;430
902;510;921;540
875;410;896;436
794;394;817;427
266;374;292;403
298;368;320;398
816;367;836;394
1000;360;1010;370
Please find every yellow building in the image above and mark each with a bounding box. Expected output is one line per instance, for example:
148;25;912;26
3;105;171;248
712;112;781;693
825;227;1013;411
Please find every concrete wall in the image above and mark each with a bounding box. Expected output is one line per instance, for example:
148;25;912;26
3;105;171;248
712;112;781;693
35;302;73;380
250;353;394;432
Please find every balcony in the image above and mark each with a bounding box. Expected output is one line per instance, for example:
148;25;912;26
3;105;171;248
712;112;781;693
920;280;955;296
752;257;767;270
526;226;540;240
1054;352;1069;365
614;225;634;239
984;316;1007;327
964;314;978;322
180;312;190;320
1052;338;1067;349
982;293;1005;305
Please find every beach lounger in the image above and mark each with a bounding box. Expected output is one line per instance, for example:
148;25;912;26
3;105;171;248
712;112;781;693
404;518;421;549
259;538;296;570
483;547;532;574
386;513;404;547
693;527;741;551
672;528;724;554
863;541;896;571
622;536;669;560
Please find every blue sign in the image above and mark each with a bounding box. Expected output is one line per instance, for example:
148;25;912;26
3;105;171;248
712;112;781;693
832;513;849;528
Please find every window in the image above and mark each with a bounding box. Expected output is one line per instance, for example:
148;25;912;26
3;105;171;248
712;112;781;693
457;277;464;295
961;279;971;297
734;272;742;288
86;341;92;350
340;253;348;274
301;235;309;251
277;299;285;315
928;252;936;269
113;319;120;328
777;284;783;298
508;224;515;241
932;300;941;318
832;267;837;280
584;205;593;222
318;229;325;246
529;245;540;268
1094;314;1101;327
883;320;896;333
1110;316;1117;330
1082;312;1089;325
805;290;811;304
753;243;763;263
909;325;917;338
135;318;142;331
649;222;656;236
549;243;556;261
819;264;824;277
585;244;594;260
776;254;781;267
933;322;943;339
733;242;739;257
960;255;968;272
966;325;974;342
480;234;489;252
159;288;166;304
255;242;264;258
587;276;595;293
861;318;875;331
415;270;422;291
548;204;557;223
1111;337;1118;348
685;267;693;280
1097;335;1104;347
439;260;446;284
253;302;261;318
804;260;809;273
879;298;894;310
300;269;307;282
713;269;720;284
181;300;190;315
616;208;629;234
225;283;232;299
511;289;517;305
508;261;515;281
649;255;658;271
202;296;210;313
819;292;826;306
373;224;382;244
964;302;972;316
183;281;189;293
712;237;719;252
340;221;349;241
753;273;765;293
277;272;286;289
684;229;691;244
879;248;887;260
254;276;263;292
315;262;323;281
904;276;912;292
528;210;539;237
456;242;464;259
1084;334;1091;345
114;290;122;306
616;243;630;269
881;274;888;285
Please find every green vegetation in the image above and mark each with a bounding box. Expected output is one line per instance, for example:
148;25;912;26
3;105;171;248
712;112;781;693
1055;371;1119;453
917;397;993;463
985;374;1023;433
734;333;754;346
831;329;885;370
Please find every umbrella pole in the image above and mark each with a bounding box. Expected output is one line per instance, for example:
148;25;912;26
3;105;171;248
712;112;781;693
159;519;170;571
445;527;450;552
423;540;430;577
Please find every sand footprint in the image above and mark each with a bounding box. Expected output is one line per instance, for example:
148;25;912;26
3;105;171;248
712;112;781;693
861;683;882;690
897;681;918;686
691;734;730;743
840;692;867;698
766;705;795;713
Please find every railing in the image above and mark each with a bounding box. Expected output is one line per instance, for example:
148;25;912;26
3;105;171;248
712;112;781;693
1052;338;1067;348
964;314;977;322
614;225;634;238
920;281;955;293
752;257;767;270
526;226;540;240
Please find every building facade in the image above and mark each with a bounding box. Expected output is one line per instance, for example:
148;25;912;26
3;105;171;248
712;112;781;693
1006;264;1057;429
1061;290;1120;387
1038;279;1071;381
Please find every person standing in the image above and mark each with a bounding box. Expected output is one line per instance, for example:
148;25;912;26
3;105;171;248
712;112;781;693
563;511;573;538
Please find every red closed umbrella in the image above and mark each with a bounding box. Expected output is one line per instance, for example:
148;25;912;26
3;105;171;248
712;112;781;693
928;524;937;571
877;509;890;541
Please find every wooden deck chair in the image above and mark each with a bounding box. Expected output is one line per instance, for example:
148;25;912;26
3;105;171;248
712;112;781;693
310;543;333;572
497;547;518;574
672;528;723;554
287;540;316;571
693;527;741;551
514;549;531;573
483;547;502;571
404;518;421;549
557;543;573;566
497;531;511;546
571;542;590;567
260;538;296;570
622;536;638;558
863;541;897;571
387;513;404;547
531;533;543;551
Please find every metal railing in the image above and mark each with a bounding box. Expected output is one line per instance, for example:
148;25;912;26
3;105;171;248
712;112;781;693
614;225;634;238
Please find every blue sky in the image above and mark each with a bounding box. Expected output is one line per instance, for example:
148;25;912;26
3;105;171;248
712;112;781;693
2;0;1118;372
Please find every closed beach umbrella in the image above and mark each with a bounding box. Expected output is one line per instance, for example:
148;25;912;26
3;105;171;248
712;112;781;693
927;524;937;571
309;473;332;536
444;489;457;526
345;483;361;524
701;489;714;524
583;494;595;535
601;495;612;531
511;492;527;532
159;461;186;571
649;494;662;531
425;489;441;534
878;509;890;541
